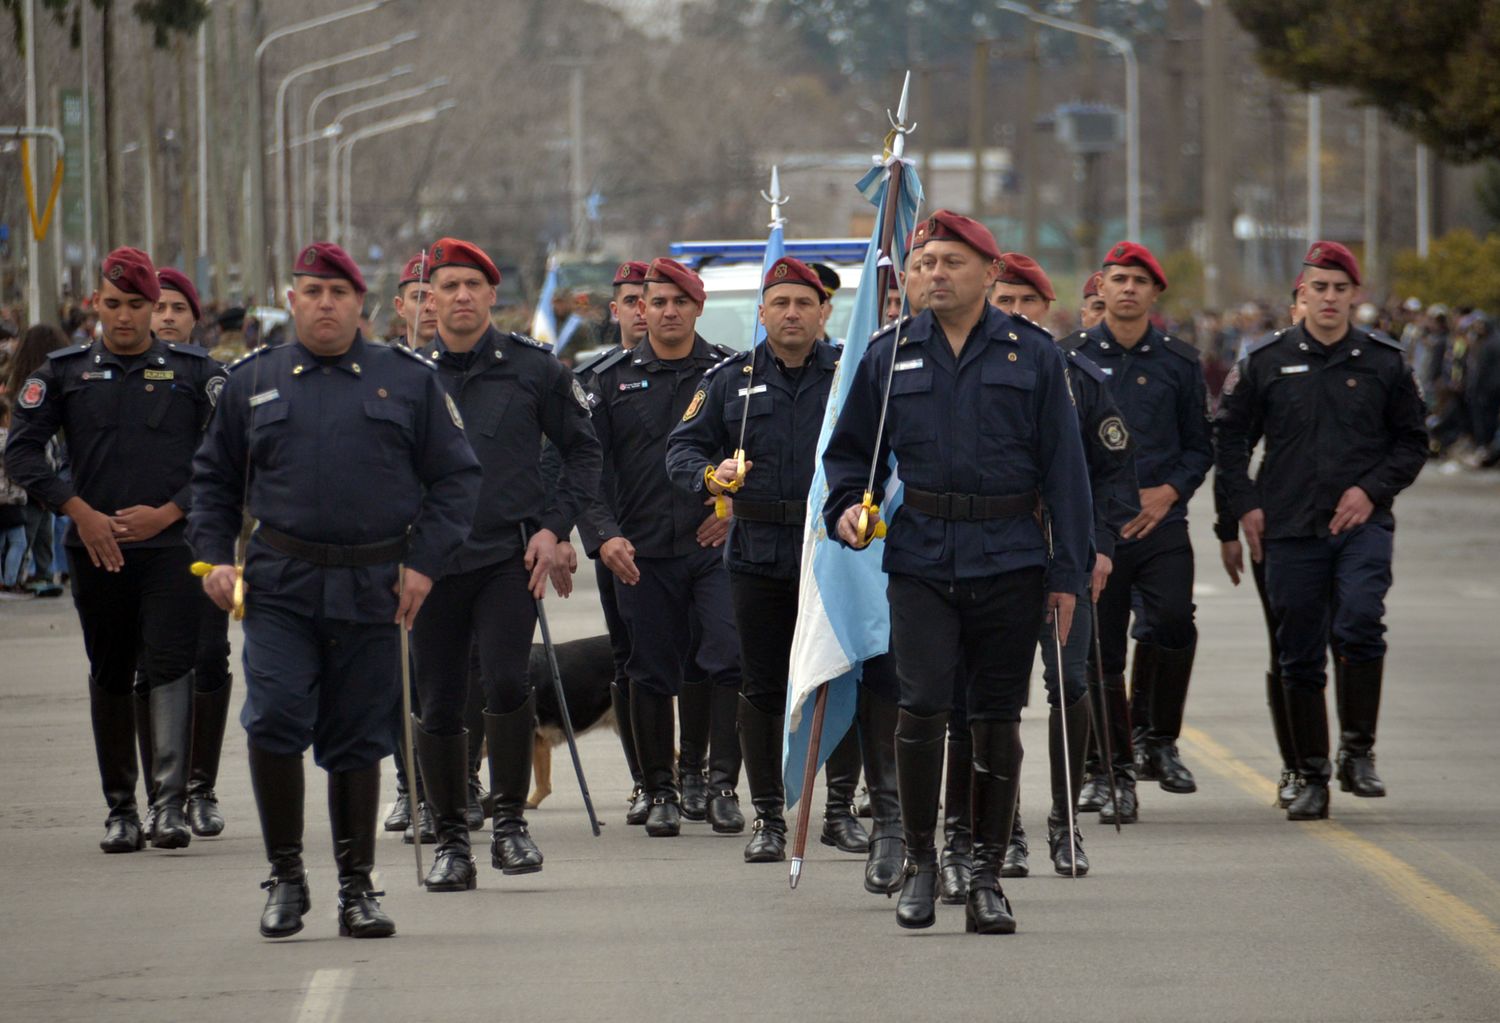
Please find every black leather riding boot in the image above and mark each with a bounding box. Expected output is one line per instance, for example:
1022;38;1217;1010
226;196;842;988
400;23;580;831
706;685;745;834
677;679;711;821
133;687;156;842
247;743;308;938
612;681;649;825
1147;641;1197;793
821;724;868;853
416;724;477;891
939;736;973;903
1336;657;1386;797
384;743;412;832
737;696;786;863
966;720;1021;935
1285;684;1331;820
858;689;904;895
329;762;395;937
1097;672;1139;825
895;709;948;929
633;685;681;837
1128;641;1159;777
92;679;143;853
485;694;543;874
1047;696;1090;877
463;663;487;830
187;677;232;837
148;673;194;849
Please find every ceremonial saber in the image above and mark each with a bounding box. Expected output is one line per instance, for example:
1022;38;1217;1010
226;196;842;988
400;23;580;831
1090;597;1122;834
788;683;829;890
397;566;423;885
523;524;601;836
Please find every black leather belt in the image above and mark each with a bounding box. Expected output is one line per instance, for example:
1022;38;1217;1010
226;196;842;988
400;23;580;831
257;526;408;568
903;488;1038;522
730;498;806;527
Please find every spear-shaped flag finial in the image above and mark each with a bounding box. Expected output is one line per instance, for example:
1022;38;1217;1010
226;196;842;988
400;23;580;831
887;70;916;159
760;164;789;231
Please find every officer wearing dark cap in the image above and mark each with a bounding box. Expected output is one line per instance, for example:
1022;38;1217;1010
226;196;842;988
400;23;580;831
823;211;1093;934
133;268;234;841
1216;241;1427;821
412;237;600;889
7;247;227;855
665;257;902;884
189;241;480;939
581;257;743;839
573;260;653;825
1070;241;1214;824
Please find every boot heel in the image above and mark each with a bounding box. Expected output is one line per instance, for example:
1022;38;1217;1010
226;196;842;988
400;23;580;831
965;907;978;933
338;917;351;938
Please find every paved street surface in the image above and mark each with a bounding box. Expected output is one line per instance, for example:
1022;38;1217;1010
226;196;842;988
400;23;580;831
1;472;1498;1022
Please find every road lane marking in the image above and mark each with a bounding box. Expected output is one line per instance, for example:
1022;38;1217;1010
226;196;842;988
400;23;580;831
1181;725;1500;975
294;968;352;1023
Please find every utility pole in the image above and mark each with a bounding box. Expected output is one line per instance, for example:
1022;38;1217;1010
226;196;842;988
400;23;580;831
570;64;586;251
24;0;41;321
1415;143;1431;258
81;1;95;278
970;40;988;219
1163;0;1187;249
1363;108;1379;289
1306;92;1321;244
1202;0;1233;308
1022;20;1039;255
104;0;122;253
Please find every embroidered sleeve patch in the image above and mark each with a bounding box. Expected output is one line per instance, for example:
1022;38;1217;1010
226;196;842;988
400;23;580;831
1098;415;1129;452
18;377;45;409
682;388;707;422
445;392;465;430
571;377;591;412
205;376;225;408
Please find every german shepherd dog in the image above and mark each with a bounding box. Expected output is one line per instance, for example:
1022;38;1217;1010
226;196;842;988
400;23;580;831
524;634;618;809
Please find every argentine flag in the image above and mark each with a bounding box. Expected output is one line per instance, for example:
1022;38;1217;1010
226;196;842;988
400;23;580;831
782;158;924;804
531;255;559;346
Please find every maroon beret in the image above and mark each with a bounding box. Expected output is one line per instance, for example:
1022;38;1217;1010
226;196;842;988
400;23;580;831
905;230;921;253
996;252;1055;302
1291;272;1304;301
293;242;367;293
1102;241;1168;291
612;260;650;286
1301;241;1361;287
429;237;500;286
155;268;201;321
644;257;705;305
912;210;1002;263
101;247;161;303
762;256;828;302
1083;271;1103;299
397;253;430;289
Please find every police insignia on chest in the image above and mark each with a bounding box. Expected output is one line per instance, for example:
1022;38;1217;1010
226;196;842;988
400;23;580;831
682;388;707;422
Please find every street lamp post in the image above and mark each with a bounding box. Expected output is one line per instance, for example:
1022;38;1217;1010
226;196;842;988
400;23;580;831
121;142;155;256
248;0;398;304
301;65;415;240
272;31;419;291
996;0;1141;242
334;102;455;250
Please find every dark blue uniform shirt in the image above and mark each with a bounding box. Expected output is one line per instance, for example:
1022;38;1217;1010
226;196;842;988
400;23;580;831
1064;347;1140;571
822;305;1093;593
664;339;839;580
1070;321;1213;531
188;333;481;622
4;336;225;548
418;326;600;573
580;334;735;559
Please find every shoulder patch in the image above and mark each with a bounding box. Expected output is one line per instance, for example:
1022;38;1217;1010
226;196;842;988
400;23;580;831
1066;348;1108;384
17;377;46;408
445;392;464;429
703;348;751;379
165;342;210;359
1097;415;1129;452
46;342;90;361
1161;334;1201;363
510;332;554;353
204;375;226;408
682;389;707;422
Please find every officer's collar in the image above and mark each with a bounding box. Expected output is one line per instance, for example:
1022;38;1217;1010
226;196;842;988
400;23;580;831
1091;318;1160;354
632;332;712;368
291;331;369;377
757;338;836;375
91;333;170;369
430;325;502;363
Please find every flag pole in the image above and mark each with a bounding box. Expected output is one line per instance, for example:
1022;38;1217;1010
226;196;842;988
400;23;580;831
787;684;828;890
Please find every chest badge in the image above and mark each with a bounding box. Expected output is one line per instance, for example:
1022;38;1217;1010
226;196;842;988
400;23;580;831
893;358;923;372
618;380;649;392
144;369;174;381
736;384;767;397
249;388;281;407
1281;364;1310;375
1137;375;1147;385
81;370;114;381
682;388;707;422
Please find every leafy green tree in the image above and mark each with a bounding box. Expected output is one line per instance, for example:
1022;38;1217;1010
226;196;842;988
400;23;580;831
1391;230;1500;309
1227;0;1500;162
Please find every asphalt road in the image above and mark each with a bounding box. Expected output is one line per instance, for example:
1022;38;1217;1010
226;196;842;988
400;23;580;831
1;471;1498;1022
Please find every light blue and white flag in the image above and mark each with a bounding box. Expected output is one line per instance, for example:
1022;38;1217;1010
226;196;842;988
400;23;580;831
531;255;559;346
782;158;924;804
748;217;785;349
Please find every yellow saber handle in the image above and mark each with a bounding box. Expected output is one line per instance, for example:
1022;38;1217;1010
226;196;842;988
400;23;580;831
709;450;749;520
855;490;887;547
191;561;246;620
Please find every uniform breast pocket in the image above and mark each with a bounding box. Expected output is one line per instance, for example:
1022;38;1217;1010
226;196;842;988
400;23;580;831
146;385;198;432
248;401;291;464
1335;368;1387;428
69;380;120;431
362;399;416;474
979;359;1037;441
614;387;671;441
468;392;512;439
887;369;936;452
724;393;778;466
1264;373;1315;432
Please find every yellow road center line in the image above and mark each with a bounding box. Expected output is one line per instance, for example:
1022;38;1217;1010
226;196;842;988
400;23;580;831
1180;725;1500;976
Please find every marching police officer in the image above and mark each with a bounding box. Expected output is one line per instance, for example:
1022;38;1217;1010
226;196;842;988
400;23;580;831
987;252;1138;878
823;211;1093;934
412;238;600;890
6;248;226;855
392;253;440;350
1215;242;1427;820
573;260;652;825
190;242;480;939
664;256;902;888
1080;272;1106;330
581;257;742;839
137;268;235;840
1071;243;1214;823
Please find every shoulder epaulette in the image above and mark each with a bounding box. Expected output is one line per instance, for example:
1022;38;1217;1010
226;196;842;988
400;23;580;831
509;332;553;353
1366;328;1404;352
1063;330;1091;351
46;342;90;360
585;345;632;378
710;342;738;360
165;341;210;359
1012;313;1054;340
1245;331;1283;357
703;348;751;379
391;343;436;368
869;316;911;344
1066;348;1108;384
572;345;621;377
226;344;273;372
1161;334;1201;363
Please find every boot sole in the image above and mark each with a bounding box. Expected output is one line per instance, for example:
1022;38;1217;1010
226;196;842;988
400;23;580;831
896;911;938;930
1287;811;1330;820
1159;777;1197;793
425;872;479;892
965;916;1017;935
745;851;786;863
999;865;1029;878
151;830;192;850
820;835;870;854
644;827;680;837
260;921;304;939
338;922;396;938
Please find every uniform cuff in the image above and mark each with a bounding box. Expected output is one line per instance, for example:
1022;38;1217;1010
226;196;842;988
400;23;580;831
1047;569;1087;595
